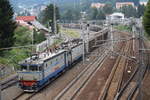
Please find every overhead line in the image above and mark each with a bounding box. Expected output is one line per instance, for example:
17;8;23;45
0;45;36;51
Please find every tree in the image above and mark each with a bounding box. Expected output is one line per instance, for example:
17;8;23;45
14;26;32;46
121;5;137;18
137;4;145;18
96;9;106;20
72;9;81;20
42;4;60;33
143;0;150;36
33;29;46;44
0;0;16;49
103;4;113;15
61;8;81;22
63;10;74;20
89;8;98;20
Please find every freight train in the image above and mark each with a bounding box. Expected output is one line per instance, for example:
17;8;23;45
17;28;108;92
62;23;102;32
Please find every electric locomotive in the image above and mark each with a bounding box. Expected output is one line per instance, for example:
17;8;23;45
17;42;83;92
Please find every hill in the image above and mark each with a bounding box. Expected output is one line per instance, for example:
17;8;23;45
10;0;140;9
10;0;140;14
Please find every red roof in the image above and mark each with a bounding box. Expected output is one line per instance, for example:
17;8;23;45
16;16;36;22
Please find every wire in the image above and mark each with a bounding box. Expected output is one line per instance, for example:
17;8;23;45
96;37;133;42
0;44;36;51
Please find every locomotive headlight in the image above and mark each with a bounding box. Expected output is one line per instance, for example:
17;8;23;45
19;76;23;80
33;77;37;81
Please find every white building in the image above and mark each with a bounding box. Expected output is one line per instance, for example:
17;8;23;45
106;13;125;21
139;0;148;6
116;2;135;9
91;3;106;8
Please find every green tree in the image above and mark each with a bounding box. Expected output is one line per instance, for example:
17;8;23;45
90;8;98;20
103;4;113;15
42;4;60;33
61;9;81;22
121;5;137;18
33;29;46;44
72;9;81;20
0;0;16;49
14;26;32;46
143;0;150;36
137;4;145;18
14;26;46;45
96;9;106;20
63;10;74;20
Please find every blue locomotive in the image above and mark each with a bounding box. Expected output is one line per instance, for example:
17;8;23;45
17;42;83;92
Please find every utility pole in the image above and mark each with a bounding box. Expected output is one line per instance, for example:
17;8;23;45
132;24;135;52
53;0;57;36
0;72;1;100
137;26;143;100
32;28;34;53
110;23;114;57
82;23;85;65
86;23;90;54
0;67;4;100
131;19;136;52
74;0;76;10
81;12;86;64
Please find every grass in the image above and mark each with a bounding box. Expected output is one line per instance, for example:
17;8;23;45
114;25;132;32
144;32;150;40
0;26;79;69
0;38;63;69
115;25;150;41
53;38;63;45
0;48;31;69
60;28;80;38
0;26;33;69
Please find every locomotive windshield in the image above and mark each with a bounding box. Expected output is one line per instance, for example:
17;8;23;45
29;66;38;71
19;64;41;71
20;65;28;71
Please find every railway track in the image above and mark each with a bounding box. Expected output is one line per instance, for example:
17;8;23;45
12;43;109;100
113;39;138;100
1;75;18;90
99;37;149;100
13;92;35;100
13;77;58;100
53;31;127;100
99;40;133;100
114;40;149;100
11;29;149;100
12;72;63;100
54;48;109;100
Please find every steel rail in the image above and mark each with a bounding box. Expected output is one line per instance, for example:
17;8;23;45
127;84;138;100
25;48;107;100
1;77;18;90
54;48;109;100
14;45;107;100
12;92;25;100
99;41;131;100
114;41;149;100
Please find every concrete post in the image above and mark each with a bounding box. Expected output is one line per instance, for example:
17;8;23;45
110;23;115;58
0;68;2;100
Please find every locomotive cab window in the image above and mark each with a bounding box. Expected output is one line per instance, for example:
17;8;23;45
19;65;28;71
29;65;38;71
19;64;42;71
38;66;42;71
